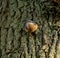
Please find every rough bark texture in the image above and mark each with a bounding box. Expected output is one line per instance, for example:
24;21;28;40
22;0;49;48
0;0;60;58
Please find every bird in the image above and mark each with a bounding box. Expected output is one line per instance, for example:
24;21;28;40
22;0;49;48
24;20;38;35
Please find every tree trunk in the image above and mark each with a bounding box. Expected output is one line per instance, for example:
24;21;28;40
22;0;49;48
0;0;60;58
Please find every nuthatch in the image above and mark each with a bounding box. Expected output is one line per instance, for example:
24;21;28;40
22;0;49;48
24;20;38;34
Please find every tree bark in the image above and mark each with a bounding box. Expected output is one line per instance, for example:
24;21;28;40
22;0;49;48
0;0;60;58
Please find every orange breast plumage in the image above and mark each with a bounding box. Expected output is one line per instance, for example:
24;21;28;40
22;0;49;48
24;20;38;33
